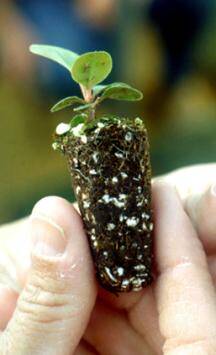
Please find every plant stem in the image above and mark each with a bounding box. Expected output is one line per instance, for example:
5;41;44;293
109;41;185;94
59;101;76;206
80;85;94;103
87;108;95;122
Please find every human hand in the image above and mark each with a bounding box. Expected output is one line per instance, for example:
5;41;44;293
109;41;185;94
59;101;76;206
0;163;215;354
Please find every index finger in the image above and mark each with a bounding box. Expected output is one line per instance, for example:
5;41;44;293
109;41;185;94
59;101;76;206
153;182;216;355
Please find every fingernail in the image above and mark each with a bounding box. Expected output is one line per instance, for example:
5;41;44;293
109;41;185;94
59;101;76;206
211;183;216;197
30;213;67;257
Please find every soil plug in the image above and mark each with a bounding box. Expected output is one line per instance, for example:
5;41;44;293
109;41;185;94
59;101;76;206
29;44;153;293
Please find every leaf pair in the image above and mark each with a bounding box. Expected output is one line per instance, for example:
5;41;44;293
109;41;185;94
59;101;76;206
51;83;143;113
29;44;143;118
29;45;112;89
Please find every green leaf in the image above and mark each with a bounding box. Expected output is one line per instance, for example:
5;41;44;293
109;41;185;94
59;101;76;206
93;85;107;96
50;96;85;112
29;44;79;72
70;113;87;128
99;82;143;102
73;103;93;112
71;51;112;89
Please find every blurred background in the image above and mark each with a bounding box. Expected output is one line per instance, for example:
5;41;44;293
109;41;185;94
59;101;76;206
0;0;215;224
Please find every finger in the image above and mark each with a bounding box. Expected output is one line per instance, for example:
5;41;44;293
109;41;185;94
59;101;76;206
155;164;216;255
0;217;31;291
0;196;97;355
208;256;216;285
153;182;216;354
185;183;216;254
155;163;216;201
0;287;18;330
74;341;97;355
97;287;164;354
84;301;154;355
128;287;164;355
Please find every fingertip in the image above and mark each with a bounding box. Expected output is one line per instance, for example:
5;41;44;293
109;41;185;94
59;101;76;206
184;183;216;254
152;178;207;274
152;180;182;213
31;195;80;225
196;183;216;253
30;195;97;294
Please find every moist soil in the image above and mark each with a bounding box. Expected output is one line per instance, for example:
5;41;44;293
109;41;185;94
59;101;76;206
54;116;153;293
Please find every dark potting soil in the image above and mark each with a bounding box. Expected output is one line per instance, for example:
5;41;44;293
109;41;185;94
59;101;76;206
54;116;153;293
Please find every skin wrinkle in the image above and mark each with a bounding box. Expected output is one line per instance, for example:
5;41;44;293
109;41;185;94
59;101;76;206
22;282;75;307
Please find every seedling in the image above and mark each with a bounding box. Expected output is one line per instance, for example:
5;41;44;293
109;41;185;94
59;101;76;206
30;44;153;293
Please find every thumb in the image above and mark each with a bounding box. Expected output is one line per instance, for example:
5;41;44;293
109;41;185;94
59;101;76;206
0;197;97;355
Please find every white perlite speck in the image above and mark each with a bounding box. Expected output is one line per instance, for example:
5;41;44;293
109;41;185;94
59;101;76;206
71;123;84;136
80;135;87;144
111;176;118;183
76;186;81;194
89;169;97;175
133;176;140;181
113;199;125;208
119;193;127;200
125;132;133;141
134;264;146;271
99;194;126;208
142;212;150;219
126;217;139;227
142;222;147;230
105;267;118;283
101;194;111;203
119;214;126;222
52;142;58;150
97;122;105;128
131;277;143;291
121;279;129;287
56;123;70;135
115;152;124;158
116;267;124;276
107;223;115;231
92;152;99;163
120;172;128;179
83;201;90;208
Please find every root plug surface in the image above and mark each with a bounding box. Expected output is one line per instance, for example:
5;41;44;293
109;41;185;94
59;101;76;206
54;117;153;293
